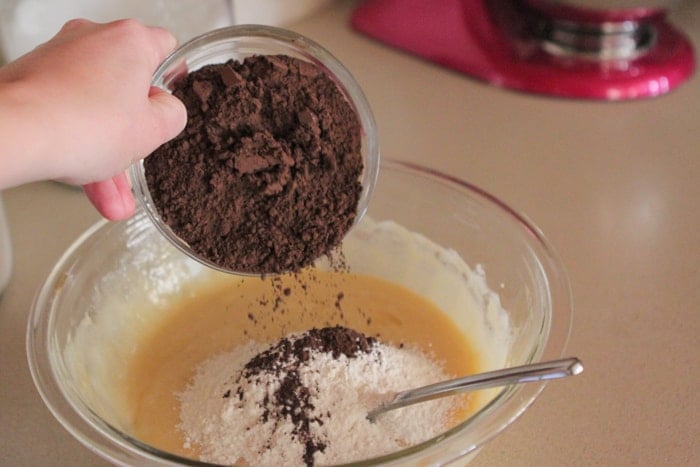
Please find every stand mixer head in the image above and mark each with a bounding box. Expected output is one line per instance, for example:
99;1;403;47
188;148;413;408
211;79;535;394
351;0;695;100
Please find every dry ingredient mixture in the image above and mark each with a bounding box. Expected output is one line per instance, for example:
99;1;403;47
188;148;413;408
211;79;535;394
178;326;455;466
144;55;363;274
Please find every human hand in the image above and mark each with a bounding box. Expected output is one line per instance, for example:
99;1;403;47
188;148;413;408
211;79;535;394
0;19;187;219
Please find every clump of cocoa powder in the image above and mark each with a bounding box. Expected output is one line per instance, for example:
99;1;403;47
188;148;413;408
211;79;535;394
144;55;363;274
233;326;377;465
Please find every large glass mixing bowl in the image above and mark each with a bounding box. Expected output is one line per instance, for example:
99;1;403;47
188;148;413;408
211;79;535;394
27;160;572;465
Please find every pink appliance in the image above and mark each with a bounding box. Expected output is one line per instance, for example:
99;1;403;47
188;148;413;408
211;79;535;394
351;0;696;100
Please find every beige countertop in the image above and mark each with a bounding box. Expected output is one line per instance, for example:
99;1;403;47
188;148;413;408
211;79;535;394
1;1;698;465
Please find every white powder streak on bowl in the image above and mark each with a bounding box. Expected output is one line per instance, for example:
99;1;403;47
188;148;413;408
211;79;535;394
62;216;210;430
178;338;453;466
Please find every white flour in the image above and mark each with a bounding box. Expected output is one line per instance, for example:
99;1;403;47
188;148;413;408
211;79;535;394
178;330;456;466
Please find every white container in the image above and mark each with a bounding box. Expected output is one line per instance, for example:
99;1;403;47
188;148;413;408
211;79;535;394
0;0;235;62
0;194;11;294
230;0;331;26
0;0;333;64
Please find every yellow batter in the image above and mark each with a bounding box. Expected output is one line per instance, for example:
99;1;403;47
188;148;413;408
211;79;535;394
124;269;478;458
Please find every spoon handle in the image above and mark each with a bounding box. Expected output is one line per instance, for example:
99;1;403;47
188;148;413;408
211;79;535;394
368;357;583;421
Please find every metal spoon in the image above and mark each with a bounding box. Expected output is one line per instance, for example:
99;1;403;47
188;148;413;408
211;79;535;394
367;357;583;422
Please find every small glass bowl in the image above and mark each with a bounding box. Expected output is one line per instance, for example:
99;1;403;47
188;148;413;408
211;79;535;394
27;159;572;466
130;25;380;275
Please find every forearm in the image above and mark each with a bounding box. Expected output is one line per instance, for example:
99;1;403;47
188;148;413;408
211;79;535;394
0;80;60;189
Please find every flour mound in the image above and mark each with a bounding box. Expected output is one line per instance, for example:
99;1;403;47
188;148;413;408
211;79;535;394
178;326;454;466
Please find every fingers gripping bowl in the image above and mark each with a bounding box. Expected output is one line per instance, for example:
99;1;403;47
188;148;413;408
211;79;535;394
27;158;572;466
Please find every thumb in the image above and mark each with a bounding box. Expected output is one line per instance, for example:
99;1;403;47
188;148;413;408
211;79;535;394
147;86;187;145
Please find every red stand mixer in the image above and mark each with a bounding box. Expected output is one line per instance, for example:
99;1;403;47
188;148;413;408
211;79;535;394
351;0;696;100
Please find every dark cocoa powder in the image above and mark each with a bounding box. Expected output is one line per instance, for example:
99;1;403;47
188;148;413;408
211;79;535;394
144;55;363;274
232;326;377;466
